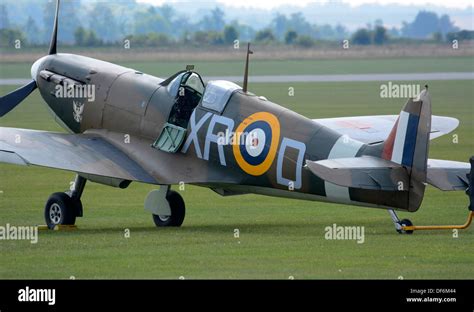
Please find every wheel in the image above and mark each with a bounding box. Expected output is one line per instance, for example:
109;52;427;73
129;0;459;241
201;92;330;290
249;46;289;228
152;190;185;227
44;192;77;229
396;219;414;235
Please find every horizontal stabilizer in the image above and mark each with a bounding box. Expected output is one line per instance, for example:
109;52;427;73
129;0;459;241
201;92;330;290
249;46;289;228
427;159;470;191
313;115;458;144
306;156;409;191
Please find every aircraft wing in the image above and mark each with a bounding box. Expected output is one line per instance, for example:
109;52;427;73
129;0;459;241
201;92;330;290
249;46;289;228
0;127;157;184
313;115;458;144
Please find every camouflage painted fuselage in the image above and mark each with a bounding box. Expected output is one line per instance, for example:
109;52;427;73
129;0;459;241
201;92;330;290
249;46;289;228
32;53;411;211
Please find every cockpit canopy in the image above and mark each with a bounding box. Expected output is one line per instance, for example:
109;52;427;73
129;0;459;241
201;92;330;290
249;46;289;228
201;80;242;113
154;71;243;154
166;71;205;98
165;70;242;114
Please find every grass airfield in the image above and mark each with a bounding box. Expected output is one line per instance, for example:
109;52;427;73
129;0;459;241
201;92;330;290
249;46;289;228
0;56;473;279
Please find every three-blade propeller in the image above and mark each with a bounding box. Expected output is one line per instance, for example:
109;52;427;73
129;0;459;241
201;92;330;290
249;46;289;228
0;81;37;117
0;0;60;117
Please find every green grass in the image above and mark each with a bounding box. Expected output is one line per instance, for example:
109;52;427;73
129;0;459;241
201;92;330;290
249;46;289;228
0;78;473;279
1;56;473;78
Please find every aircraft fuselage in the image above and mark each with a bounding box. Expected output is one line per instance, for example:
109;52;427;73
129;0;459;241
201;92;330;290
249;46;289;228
31;53;408;211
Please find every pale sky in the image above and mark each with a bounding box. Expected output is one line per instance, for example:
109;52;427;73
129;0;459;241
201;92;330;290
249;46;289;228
137;0;473;9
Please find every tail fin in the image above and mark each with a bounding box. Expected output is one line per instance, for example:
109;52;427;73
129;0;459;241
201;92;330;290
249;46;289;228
382;86;432;210
305;87;433;211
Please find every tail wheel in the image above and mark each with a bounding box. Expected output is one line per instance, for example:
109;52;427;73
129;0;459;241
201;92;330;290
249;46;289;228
152;190;185;227
397;219;414;235
44;192;78;229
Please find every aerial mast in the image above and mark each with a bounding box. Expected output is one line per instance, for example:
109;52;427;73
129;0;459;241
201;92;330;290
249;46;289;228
242;43;253;93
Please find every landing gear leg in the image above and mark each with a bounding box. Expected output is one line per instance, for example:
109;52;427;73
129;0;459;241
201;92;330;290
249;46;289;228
388;209;413;235
68;175;86;217
44;175;86;229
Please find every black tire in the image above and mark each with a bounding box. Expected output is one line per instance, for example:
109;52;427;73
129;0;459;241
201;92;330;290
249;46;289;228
152;190;185;227
44;192;77;229
397;219;414;235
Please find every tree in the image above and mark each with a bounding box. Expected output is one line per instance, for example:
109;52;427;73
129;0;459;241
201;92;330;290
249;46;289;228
199;7;225;31
25;16;40;45
159;4;175;23
284;30;298;44
352;28;371;45
43;0;55;42
0;29;26;48
85;30;102;47
432;32;443;42
223;25;238;44
438;14;458;35
388;27;400;38
191;31;223;45
401;11;458;39
61;0;82;44
180;30;191;44
402;11;438;38
373;26;388;45
74;27;87;46
271;13;288;40
145;33;172;46
74;27;102;47
446;30;474;42
192;31;209;45
134;6;171;35
317;24;335;40
296;35;313;47
229;21;255;42
43;0;82;44
288;12;312;37
89;3;119;43
334;24;348;40
255;29;275;43
0;4;9;29
208;31;224;45
171;15;193;39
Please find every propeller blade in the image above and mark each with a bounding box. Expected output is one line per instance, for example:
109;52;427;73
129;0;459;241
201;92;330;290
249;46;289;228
0;80;37;117
48;0;60;55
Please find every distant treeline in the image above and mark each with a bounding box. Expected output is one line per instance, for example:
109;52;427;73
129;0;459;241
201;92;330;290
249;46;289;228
0;1;471;48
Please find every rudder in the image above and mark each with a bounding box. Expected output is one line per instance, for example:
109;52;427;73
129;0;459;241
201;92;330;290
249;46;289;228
381;87;432;211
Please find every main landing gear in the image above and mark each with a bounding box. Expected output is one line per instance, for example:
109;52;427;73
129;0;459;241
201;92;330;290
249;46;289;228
44;175;86;229
43;177;186;229
145;185;186;227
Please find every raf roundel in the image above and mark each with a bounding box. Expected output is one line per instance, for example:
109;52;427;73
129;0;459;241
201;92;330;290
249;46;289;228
233;112;280;176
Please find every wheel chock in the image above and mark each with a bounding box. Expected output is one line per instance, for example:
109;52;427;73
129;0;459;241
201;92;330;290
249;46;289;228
37;225;78;231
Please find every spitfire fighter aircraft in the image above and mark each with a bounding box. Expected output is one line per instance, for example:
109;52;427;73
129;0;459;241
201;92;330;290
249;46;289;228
1;0;473;233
